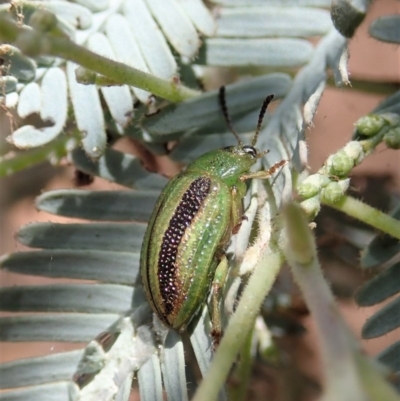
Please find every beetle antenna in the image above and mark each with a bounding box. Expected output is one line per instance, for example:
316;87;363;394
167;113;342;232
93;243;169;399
219;86;242;145
252;94;274;146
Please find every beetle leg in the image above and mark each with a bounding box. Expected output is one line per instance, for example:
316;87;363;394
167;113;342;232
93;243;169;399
239;159;287;182
210;255;229;350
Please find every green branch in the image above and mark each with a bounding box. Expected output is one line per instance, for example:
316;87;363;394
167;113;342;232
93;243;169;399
0;133;76;177
323;195;400;240
192;247;284;401
0;16;200;102
326;76;400;96
282;202;400;401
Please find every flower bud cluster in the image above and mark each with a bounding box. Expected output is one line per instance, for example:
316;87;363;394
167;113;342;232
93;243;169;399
355;113;400;150
298;112;399;218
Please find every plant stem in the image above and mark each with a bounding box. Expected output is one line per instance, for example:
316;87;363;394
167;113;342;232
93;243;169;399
326;76;400;96
192;247;284;401
227;329;253;401
0;134;74;177
323;195;400;240
282;202;400;401
0;17;200;102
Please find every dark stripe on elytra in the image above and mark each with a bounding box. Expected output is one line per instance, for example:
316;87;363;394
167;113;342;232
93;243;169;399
157;177;211;316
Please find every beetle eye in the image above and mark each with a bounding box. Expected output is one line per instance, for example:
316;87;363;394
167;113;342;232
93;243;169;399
242;145;257;158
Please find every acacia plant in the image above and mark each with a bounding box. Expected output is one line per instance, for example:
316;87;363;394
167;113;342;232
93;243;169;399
0;0;399;400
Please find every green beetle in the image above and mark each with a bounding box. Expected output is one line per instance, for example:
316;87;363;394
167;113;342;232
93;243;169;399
140;87;286;337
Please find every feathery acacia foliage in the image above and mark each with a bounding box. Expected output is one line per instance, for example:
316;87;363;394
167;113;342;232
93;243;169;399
0;0;399;400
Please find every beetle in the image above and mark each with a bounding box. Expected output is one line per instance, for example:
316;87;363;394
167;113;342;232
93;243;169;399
140;87;286;341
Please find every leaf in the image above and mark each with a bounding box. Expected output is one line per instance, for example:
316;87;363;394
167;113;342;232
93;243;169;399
138;354;163;401
360;203;400;268
87;33;134;128
373;90;400;115
36;189;159;222
210;0;332;5
361;297;400;339
356;262;400;306
160;330;188;401
40;1;93;29
178;0;216;36
0;44;36;82
67;62;107;158
1;250;139;284
5;91;19;108
16;222;146;251
201;38;314;67
377;341;400;372
104;14;151;103
143;73;292;139
216;7;332;37
357;204;400;377
11;68;68;148
145;0;201;58
122;0;177;79
369;15;400;44
0;351;83;389
72;0;109;13
189;306;213;375
0;75;17;93
17;82;41;118
0;284;137;313
71;148;168;189
0;314;119;342
0;382;75;401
